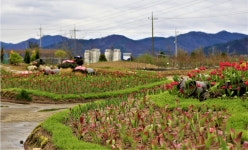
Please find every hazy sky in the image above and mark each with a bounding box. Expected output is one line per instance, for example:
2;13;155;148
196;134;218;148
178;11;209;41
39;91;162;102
1;0;248;43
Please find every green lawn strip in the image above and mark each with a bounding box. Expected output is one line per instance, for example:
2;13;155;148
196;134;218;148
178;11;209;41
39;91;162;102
1;80;171;100
149;91;248;141
42;108;107;150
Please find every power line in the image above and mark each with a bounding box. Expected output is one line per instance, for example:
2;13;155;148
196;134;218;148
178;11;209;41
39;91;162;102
3;0;246;43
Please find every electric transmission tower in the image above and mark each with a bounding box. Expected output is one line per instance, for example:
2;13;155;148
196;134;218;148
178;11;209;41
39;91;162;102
148;12;158;57
71;25;80;56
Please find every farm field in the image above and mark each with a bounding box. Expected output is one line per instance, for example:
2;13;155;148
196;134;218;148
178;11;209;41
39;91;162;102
1;60;248;149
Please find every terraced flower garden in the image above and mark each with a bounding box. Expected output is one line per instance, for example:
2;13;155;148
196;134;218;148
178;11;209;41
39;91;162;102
1;61;248;149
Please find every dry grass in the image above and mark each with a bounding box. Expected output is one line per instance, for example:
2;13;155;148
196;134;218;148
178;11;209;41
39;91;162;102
83;61;159;70
5;49;57;57
1;63;28;72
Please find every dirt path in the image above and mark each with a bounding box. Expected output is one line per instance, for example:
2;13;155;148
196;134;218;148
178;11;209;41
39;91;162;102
1;101;81;150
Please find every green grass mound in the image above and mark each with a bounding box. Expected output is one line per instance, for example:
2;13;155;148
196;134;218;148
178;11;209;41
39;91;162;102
34;91;248;149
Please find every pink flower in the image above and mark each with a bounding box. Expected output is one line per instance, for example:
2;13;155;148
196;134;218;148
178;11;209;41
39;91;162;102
240;61;243;64
62;60;75;64
209;127;214;133
228;86;232;89
111;145;115;149
207;77;211;81
22;71;29;75
172;132;178;138
218;130;223;136
243;141;248;149
245;81;248;85
75;66;86;71
222;86;226;89
237;87;240;90
197;84;201;87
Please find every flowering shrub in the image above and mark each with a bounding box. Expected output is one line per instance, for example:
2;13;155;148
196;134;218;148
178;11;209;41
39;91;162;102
169;61;248;99
58;60;77;69
74;66;87;73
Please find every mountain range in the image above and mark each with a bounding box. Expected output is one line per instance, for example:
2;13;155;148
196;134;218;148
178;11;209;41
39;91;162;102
1;31;247;56
203;37;248;55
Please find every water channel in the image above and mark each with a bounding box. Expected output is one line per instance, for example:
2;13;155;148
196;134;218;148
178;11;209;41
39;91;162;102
1;101;80;150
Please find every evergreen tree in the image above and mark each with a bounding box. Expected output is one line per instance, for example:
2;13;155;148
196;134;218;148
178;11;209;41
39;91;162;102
1;46;4;63
24;50;31;64
30;50;36;62
35;49;40;59
130;54;134;61
99;53;107;62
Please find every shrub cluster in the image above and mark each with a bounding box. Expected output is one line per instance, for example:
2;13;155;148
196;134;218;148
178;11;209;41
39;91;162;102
15;89;32;101
58;62;78;69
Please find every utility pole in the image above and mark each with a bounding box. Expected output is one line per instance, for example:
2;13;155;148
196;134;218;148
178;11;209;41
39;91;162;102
212;46;215;55
148;12;158;57
38;25;42;49
174;29;179;57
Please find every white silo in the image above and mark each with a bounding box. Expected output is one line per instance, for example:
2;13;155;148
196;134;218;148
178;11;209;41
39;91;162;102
84;50;91;64
92;49;101;63
113;49;121;61
105;49;113;61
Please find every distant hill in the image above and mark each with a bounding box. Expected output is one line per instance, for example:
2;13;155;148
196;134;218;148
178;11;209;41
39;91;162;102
203;37;248;55
1;35;67;50
1;31;247;56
